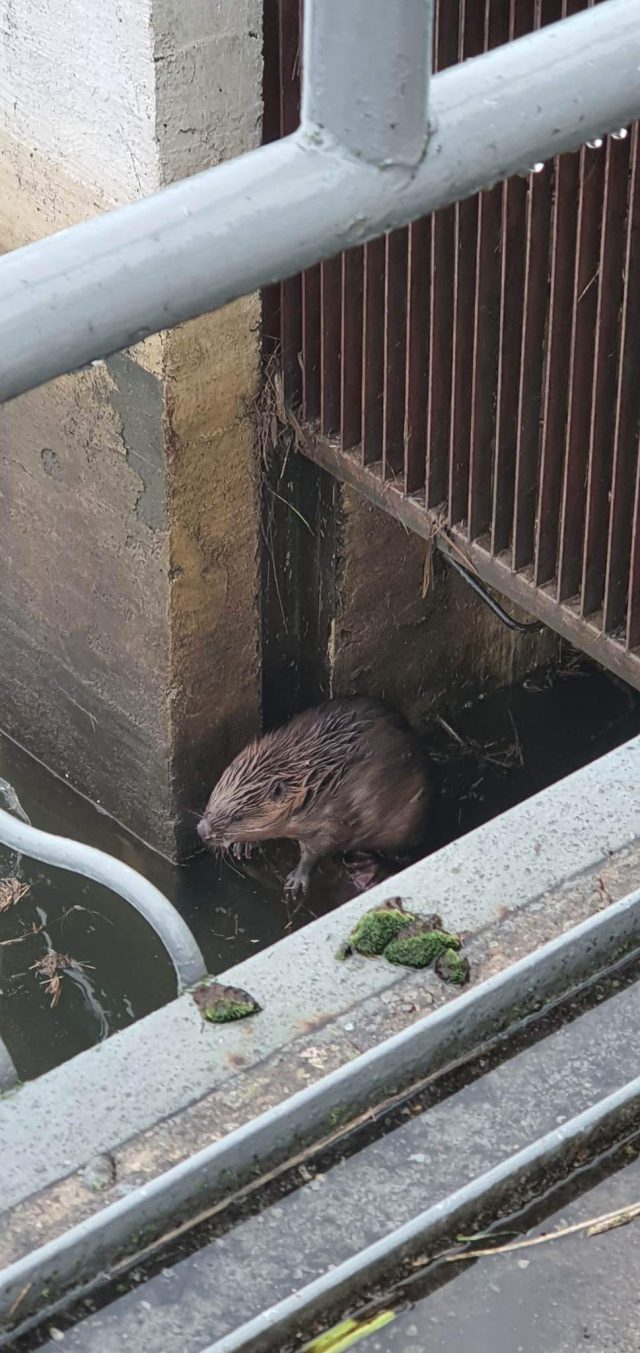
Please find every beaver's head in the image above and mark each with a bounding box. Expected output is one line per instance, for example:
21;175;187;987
196;732;312;850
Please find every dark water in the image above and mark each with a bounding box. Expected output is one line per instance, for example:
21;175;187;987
1;658;639;1081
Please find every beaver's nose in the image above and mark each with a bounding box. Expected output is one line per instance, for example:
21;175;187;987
196;819;210;842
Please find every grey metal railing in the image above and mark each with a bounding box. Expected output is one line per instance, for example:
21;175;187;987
0;0;639;403
0;779;207;1021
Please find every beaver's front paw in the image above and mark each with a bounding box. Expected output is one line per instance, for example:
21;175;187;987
283;869;310;900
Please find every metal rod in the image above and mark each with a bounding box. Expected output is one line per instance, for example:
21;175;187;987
3;880;640;1334
0;1042;19;1095
302;0;432;166
0;781;40;1090
1;0;639;404
0;807;207;993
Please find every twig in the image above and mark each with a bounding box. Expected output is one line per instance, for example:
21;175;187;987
57;905;113;928
435;715;467;748
266;485;315;535
507;709;524;768
422;542;433;599
0;923;44;947
445;1199;640;1263
8;1282;31;1319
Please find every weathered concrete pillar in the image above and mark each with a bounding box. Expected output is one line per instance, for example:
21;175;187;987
0;0;262;856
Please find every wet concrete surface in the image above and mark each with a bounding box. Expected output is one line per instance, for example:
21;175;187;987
1;658;639;1081
24;967;640;1352
370;1153;640;1352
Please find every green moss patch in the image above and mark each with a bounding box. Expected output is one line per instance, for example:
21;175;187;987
349;907;413;957
338;899;469;984
435;949;470;986
385;926;460;969
191;980;261;1024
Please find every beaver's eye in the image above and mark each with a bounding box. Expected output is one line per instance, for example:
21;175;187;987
271;781;287;801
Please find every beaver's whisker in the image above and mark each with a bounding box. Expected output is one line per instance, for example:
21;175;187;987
223;851;244;879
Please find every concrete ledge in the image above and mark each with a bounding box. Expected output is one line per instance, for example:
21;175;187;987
0;734;638;1263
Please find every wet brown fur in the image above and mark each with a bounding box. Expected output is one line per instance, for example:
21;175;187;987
197;697;433;896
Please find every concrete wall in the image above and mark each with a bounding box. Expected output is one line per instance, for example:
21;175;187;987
332;491;559;721
0;0;262;854
0;0;158;206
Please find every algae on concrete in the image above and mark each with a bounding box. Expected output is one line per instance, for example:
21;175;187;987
349;907;413;957
191;980;261;1023
435;948;471;985
385;926;460;969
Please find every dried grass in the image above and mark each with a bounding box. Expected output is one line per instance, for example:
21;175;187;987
0;878;30;912
30;950;93;1008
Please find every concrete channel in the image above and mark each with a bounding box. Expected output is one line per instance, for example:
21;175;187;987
0;734;639;1347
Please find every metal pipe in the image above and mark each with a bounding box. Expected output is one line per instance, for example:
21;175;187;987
0;0;639;403
0;1042;19;1095
0;782;38;1088
2;881;640;1332
0;807;207;992
302;0;432;166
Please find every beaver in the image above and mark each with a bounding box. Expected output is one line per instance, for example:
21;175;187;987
196;697;433;899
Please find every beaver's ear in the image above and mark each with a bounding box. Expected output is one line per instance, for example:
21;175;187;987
270;780;288;801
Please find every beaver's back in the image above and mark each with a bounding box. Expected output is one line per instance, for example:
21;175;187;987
285;696;432;857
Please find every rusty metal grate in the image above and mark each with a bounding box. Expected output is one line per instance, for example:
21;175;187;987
263;0;640;689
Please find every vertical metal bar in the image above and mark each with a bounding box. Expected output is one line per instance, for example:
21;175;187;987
262;1;284;147
510;0;559;569
556;136;607;603
490;0;530;554
383;227;409;479
302;0;432;166
581;130;632;616
261;0;284;359
340;248;365;451
511;155;553;570
404;217;430;495
320;255;342;434
533;4;584;586
362;237;386;465
298;0;320;421
302;264;321;421
448;0;484;530
467;0;509;541
468;181;503;538
426;0;459;511
627;447;640;650
426;197;455;508
603;125;640;634
280;0;303;405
